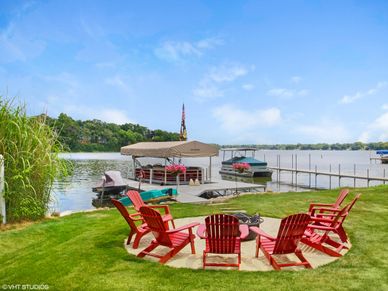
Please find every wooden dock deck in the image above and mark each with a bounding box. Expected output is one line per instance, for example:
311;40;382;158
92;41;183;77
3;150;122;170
124;178;266;203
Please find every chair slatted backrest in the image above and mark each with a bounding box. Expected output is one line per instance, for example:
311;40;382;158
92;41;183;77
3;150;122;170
336;194;361;226
273;213;311;254
139;206;172;247
205;214;240;254
334;189;350;208
111;199;139;231
127;190;146;211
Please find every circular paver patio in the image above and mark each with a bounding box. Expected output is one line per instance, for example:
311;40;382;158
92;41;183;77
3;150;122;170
125;216;350;271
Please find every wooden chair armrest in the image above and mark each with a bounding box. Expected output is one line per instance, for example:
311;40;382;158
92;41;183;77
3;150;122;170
309;203;334;213
239;224;249;240
129;213;144;221
307;224;335;231
196;224;206;239
249;226;276;241
310;216;336;223
310;207;342;216
167;222;200;234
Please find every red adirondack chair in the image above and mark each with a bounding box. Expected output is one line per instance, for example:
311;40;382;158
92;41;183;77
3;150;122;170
196;214;249;270
137;206;199;264
308;188;349;215
111;198;151;249
250;213;312;270
127;190;175;228
302;194;361;256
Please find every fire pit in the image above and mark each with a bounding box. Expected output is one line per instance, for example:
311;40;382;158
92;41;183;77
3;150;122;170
233;213;264;241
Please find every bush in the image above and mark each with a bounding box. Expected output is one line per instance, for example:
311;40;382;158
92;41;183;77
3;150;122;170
0;98;69;222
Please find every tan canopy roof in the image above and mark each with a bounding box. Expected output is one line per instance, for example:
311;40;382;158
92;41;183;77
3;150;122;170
120;141;219;158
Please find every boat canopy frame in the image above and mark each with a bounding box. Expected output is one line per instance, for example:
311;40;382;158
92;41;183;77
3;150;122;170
120;141;219;183
220;147;257;160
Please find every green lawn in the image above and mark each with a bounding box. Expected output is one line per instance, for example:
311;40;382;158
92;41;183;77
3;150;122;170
1;186;387;291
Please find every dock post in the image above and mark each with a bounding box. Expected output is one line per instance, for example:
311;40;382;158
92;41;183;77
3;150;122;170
149;169;153;185
309;154;311;188
132;157;136;179
329;164;332;189
263;154;266;162
315;165;317;189
367;169;370;187
295;154;298;187
209;156;212;182
291;154;294;185
338;164;341;187
384;169;386;185
278;155;281;182
354;164;356;188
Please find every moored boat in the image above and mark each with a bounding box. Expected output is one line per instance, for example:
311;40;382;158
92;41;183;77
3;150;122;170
376;150;388;164
219;148;273;178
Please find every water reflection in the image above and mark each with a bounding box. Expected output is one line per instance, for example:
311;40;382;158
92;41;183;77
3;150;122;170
51;154;132;213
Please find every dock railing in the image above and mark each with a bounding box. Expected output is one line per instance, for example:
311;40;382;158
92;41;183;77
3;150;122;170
0;154;6;224
269;154;388;189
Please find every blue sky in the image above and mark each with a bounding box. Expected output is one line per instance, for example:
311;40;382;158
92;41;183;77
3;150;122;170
0;0;388;144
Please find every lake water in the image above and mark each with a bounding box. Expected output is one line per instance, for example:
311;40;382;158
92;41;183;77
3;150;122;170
51;151;387;213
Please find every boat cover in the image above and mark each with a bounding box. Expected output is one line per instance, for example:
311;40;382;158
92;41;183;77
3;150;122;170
94;171;126;188
120;140;219;158
376;150;388;155
118;188;178;206
222;156;267;166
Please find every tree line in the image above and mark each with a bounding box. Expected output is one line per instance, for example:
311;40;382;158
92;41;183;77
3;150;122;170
40;113;388;153
41;113;180;152
222;142;388;151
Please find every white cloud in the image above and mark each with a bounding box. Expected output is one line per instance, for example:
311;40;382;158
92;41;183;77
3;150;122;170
196;37;224;49
213;104;282;133
105;75;132;94
208;64;248;83
382;104;388;110
154;37;223;62
69;106;134;124
97;109;134;124
297;89;309;96
242;84;254;91
267;88;294;98
290;76;302;84
373;112;388;131
193;82;223;102
358;131;370;143
295;121;351;143
267;88;309;98
359;112;388;142
340;81;388;104
193;63;251;101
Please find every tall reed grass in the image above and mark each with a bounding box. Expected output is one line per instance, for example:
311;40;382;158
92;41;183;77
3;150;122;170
0;98;69;222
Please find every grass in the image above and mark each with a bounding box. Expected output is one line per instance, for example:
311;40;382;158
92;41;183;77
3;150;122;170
0;186;387;291
0;98;68;222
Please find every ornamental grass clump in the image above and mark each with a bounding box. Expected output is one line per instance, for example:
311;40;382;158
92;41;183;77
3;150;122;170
0;98;69;222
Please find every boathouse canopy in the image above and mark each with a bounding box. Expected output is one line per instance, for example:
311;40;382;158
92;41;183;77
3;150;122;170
120;141;219;158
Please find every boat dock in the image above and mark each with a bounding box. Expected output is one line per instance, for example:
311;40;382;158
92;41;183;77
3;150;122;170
269;166;388;188
370;157;388;163
124;178;267;203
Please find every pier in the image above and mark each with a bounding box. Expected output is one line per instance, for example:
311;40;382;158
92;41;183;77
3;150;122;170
370;157;388;163
124;178;267;203
269;154;388;189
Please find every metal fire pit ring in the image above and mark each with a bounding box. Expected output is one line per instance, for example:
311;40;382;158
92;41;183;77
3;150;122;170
232;213;264;241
